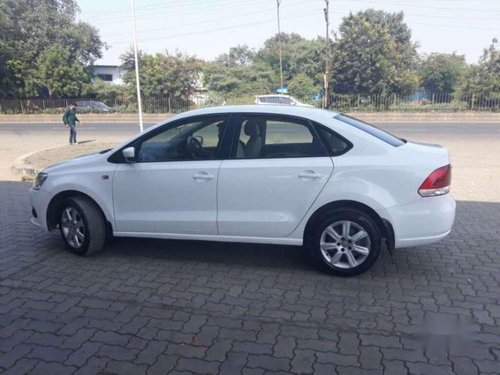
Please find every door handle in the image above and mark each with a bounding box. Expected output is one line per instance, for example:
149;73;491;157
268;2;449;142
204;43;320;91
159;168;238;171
298;170;322;180
193;172;215;181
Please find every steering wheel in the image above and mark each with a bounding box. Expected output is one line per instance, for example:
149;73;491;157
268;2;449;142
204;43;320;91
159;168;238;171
186;136;203;158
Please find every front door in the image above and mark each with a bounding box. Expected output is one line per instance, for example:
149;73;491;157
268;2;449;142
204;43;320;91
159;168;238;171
112;115;229;235
218;114;334;238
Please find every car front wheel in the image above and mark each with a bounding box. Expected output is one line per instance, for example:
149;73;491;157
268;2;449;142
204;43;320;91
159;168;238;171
308;209;382;276
59;196;106;255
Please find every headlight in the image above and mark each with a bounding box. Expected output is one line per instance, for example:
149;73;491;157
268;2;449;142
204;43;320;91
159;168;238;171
33;172;48;190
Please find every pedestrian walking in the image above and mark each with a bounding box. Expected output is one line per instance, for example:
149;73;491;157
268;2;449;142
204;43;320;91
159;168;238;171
63;102;82;145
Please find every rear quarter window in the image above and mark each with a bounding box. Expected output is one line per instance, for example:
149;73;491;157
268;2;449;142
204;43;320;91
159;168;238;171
334;114;406;147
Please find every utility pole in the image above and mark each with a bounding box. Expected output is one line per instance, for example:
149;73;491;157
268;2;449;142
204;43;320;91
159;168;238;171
130;0;144;132
323;0;330;109
277;0;284;91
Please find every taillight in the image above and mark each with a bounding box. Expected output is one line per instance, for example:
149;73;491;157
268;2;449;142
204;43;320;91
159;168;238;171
418;164;451;197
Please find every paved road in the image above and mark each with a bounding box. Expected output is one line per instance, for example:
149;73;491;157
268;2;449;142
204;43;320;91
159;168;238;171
1;122;500;139
1;181;499;374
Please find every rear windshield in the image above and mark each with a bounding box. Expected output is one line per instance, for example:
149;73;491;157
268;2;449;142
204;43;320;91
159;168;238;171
334;114;406;147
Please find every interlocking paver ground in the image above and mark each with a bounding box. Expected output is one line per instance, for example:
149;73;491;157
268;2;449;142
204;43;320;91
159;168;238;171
0;180;499;374
1;122;500;374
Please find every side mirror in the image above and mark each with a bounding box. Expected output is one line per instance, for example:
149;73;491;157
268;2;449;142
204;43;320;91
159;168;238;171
122;146;136;163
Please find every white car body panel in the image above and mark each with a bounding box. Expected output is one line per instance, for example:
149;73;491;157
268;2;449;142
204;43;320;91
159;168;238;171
112;160;221;235
217;157;333;237
30;105;456;253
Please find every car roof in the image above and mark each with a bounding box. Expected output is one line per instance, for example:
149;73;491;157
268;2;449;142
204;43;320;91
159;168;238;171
173;105;339;122
256;94;290;98
145;105;338;133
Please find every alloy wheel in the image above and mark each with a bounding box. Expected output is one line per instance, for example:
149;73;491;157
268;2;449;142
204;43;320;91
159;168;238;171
61;207;85;249
319;220;371;269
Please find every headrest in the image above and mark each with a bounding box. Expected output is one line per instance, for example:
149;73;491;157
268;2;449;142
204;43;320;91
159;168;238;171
244;119;261;137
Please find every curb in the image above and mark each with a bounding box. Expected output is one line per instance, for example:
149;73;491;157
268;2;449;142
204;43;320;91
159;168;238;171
11;149;46;178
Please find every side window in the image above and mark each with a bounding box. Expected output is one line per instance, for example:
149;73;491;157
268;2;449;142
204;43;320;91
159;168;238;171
234;116;328;159
279;97;291;104
137;116;228;162
315;124;353;156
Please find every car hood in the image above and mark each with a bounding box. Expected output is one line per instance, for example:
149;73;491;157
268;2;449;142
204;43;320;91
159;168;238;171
42;151;108;173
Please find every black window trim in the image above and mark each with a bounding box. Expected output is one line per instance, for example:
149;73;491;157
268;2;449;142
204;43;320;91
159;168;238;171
310;120;354;157
227;112;331;160
107;113;234;164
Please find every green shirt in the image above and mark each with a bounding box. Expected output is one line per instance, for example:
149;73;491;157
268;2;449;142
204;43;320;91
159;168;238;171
63;108;80;125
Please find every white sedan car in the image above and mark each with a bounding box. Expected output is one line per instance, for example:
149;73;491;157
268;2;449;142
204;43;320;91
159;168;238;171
30;105;455;276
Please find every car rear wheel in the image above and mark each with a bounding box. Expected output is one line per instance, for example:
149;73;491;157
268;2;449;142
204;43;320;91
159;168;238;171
59;196;106;255
308;208;381;276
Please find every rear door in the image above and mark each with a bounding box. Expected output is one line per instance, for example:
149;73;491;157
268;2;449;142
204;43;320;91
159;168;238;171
217;114;334;238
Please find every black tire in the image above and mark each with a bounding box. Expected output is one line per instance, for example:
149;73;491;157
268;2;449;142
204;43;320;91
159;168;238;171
307;208;382;276
59;196;106;256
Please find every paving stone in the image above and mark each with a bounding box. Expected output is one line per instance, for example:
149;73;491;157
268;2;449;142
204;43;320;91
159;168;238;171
219;352;248;374
450;356;478;375
274;336;296;358
73;357;110;375
406;362;454;375
176;358;220;374
103;360;148;375
166;342;207;359
65;341;103;367
314;363;339;375
92;330;131;346
29;362;77;375
205;339;233;362
359;346;383;370
316;352;359;367
359;334;402;348
26;345;71;362
60;328;96;350
148;354;179;375
382;359;408;375
474;359;500;374
338;333;360;355
97;344;139;361
247;354;291;372
0;358;38;375
291;349;315;374
233;341;273;355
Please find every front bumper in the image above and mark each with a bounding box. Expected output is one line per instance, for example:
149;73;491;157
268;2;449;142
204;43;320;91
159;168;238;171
376;194;456;248
29;188;51;231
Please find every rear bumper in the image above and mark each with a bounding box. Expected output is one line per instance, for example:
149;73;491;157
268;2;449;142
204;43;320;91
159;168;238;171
376;194;456;248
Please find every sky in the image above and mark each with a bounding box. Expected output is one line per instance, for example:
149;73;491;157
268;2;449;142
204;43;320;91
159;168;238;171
77;0;500;65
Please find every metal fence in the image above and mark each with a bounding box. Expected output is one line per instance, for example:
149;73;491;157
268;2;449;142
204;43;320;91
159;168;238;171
1;92;499;114
0;97;191;114
326;92;500;112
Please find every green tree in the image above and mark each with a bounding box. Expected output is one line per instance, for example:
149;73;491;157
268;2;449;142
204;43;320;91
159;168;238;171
287;73;319;100
418;53;466;93
461;38;500;94
37;46;89;97
206;62;275;97
0;0;104;98
215;44;255;67
332;9;418;95
121;49;203;100
83;78;127;101
255;33;327;87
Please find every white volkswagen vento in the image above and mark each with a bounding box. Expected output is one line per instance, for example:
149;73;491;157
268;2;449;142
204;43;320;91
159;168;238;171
30;106;455;276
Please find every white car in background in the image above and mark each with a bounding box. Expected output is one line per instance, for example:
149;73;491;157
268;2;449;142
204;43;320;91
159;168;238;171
30;105;455;276
255;94;313;107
